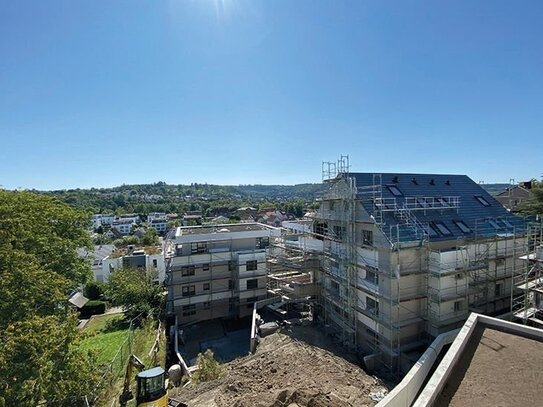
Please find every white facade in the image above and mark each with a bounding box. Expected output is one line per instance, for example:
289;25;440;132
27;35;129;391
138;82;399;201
112;220;134;236
166;223;280;323
149;218;168;234
91;213;115;229
101;249;166;283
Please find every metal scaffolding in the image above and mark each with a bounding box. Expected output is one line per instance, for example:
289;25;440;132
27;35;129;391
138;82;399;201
511;218;543;325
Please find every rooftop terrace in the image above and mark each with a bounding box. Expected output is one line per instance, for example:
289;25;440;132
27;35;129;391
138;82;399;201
175;222;277;237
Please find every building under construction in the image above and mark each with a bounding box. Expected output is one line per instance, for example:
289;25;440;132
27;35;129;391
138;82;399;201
511;219;543;326
313;156;527;376
165;223;281;324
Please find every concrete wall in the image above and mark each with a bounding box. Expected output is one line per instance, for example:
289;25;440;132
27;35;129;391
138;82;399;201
376;329;460;407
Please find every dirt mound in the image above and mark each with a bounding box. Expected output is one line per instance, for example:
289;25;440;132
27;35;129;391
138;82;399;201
173;325;389;407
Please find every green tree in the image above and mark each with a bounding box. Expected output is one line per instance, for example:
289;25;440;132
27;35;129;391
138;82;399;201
84;281;104;301
141;227;158;246
521;180;543;215
106;267;163;320
0;191;100;406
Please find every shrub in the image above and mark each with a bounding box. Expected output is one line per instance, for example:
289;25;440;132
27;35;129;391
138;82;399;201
80;300;106;318
84;281;104;300
191;349;222;384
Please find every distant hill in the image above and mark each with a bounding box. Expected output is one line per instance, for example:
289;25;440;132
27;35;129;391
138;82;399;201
480;183;510;196
37;182;326;214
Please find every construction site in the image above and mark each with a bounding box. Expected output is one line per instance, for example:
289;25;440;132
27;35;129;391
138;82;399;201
164;157;543;406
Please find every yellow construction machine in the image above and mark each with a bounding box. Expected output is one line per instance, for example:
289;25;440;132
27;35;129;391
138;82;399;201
119;355;181;407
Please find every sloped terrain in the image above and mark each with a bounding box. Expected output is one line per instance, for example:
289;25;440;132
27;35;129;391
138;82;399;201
172;325;389;407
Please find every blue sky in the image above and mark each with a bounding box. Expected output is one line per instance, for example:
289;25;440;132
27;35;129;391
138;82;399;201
1;0;542;190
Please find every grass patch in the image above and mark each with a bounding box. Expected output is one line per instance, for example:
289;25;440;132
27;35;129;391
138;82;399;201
79;314;130;366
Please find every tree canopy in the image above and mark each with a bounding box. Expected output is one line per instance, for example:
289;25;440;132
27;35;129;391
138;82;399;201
106;267;163;320
521;180;543;216
0;191;100;406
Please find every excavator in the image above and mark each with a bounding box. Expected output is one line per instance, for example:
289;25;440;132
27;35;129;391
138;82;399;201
119;355;183;407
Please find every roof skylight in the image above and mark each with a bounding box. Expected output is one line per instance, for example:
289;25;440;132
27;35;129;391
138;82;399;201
454;220;471;234
475;196;490;206
387;185;403;197
433;222;452;236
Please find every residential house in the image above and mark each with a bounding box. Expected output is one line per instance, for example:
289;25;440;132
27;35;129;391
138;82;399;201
496;183;532;213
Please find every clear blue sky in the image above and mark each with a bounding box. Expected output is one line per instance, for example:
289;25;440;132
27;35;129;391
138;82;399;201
1;0;542;190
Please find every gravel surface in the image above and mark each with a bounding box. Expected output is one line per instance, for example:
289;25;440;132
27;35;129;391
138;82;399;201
436;325;543;407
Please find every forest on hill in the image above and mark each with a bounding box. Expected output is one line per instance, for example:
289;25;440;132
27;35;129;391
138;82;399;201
30;182;510;216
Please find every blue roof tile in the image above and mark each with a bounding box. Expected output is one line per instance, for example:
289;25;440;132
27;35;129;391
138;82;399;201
350;173;524;242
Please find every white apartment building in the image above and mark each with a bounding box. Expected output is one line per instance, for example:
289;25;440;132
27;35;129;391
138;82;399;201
101;245;166;283
91;213;115;229
165;223;281;324
112;219;135;236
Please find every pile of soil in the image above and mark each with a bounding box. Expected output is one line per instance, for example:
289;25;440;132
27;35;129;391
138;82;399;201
172;325;389;407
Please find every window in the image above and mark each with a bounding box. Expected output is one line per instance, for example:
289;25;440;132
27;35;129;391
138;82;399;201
152;259;158;268
435;197;449;207
423;224;439;238
495;283;502;297
501;219;514;229
330;280;340;293
182;304;196;316
256;237;270;249
182;285;195;297
365;267;378;285
202;263;210;271
386;185;403;196
454;220;471;234
246;260;258;271
329;201;335;211
203;283;210;291
488;219;501;229
416;197;429;208
191;242;208;254
366;297;379;316
247;279;258;290
366;328;378;343
203;301;211;309
333;225;345;240
181;265;195;277
228;280;235;290
433;222;452;236
475;196;490;207
454;301;462;312
228;261;236;271
362;230;373;246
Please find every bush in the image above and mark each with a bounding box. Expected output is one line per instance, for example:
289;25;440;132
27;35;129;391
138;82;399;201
80;300;106;318
191;349;222;384
84;281;104;300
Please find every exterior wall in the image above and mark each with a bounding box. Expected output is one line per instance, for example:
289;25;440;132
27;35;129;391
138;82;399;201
100;252;166;283
167;224;280;325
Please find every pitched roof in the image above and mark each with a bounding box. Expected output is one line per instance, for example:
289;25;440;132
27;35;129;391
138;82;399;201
68;292;89;308
349;173;524;242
